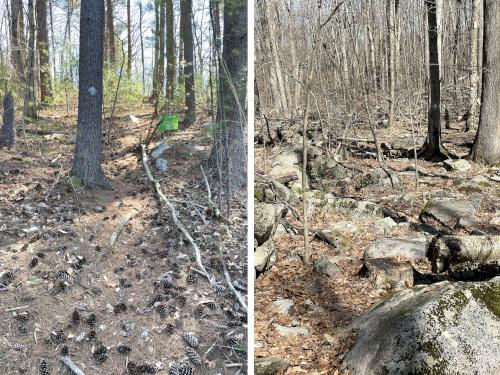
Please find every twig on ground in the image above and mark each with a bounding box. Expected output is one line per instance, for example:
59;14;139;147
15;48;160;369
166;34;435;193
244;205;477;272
201;165;222;219
141;144;214;285
218;243;248;313
60;356;86;375
5;305;29;312
110;209;140;249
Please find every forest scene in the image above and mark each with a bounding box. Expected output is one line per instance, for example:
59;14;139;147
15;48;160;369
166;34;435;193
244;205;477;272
0;0;248;373
254;0;499;374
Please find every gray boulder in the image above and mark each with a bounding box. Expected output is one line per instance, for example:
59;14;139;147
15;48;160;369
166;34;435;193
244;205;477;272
255;203;284;245
255;240;277;273
274;323;309;337
341;279;500;375
313;257;342;278
362;236;429;289
271;298;294;315
420;197;478;228
327;196;384;219
443;158;471;172
356;167;402;191
364;236;428;263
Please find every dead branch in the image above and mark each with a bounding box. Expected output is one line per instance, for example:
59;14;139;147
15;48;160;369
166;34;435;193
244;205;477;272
110;209;140;249
60;356;86;375
219;243;248;313
141;144;214;284
200;165;221;219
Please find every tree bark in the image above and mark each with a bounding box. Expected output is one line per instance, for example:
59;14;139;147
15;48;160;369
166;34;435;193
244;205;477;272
422;0;444;160
139;2;145;93
71;0;111;189
23;0;37;119
152;0;160;100
10;0;24;81
181;0;196;126
36;0;52;105
469;0;500;165
0;91;15;148
166;0;175;104
386;0;396;128
126;0;132;78
466;0;481;132
106;0;115;65
430;235;500;273
158;0;166;95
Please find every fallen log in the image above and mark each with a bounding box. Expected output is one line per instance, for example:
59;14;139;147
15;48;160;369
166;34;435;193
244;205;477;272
430;235;500;273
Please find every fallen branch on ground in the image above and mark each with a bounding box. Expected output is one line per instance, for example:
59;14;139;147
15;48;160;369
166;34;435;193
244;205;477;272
110;209;140;249
141;144;214;285
200;165;222;219
60;356;86;375
219;243;248;313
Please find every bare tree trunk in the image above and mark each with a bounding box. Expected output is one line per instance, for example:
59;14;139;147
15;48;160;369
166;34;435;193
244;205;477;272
469;0;500;165
36;0;52;105
166;0;175;103
10;0;24;81
49;0;56;82
152;0;159;100
421;0;444;160
126;0;132;78
139;2;145;94
106;0;115;65
465;0;481;132
0;91;15;148
23;0;37;119
261;0;288;117
181;0;196;127
387;0;396;128
71;0;111;189
158;0;165;96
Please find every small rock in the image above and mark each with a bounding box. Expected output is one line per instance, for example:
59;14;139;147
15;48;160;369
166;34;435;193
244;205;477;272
274;324;309;337
356;167;402;190
372;217;397;234
151;142;170;159
255;357;289;375
255;240;276;273
364;236;428;263
456;216;480;229
22;226;40;234
126;114;139;123
443;158;471;172
155;158;168;173
313;257;342;278
332;221;358;233
420;197;477;228
271;299;294;316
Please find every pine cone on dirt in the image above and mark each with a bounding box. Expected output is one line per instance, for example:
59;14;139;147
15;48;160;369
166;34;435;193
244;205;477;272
182;332;199;348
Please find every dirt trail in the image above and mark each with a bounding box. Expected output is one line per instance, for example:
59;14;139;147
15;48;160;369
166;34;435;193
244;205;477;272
0;108;247;374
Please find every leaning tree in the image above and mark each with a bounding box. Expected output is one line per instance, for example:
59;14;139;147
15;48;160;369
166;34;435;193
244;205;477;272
70;0;111;188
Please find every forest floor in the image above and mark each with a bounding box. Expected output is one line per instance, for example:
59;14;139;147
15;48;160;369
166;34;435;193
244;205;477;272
0;106;248;375
254;119;499;374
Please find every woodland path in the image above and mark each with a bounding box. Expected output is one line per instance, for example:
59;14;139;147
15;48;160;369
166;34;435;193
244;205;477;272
0;108;247;374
